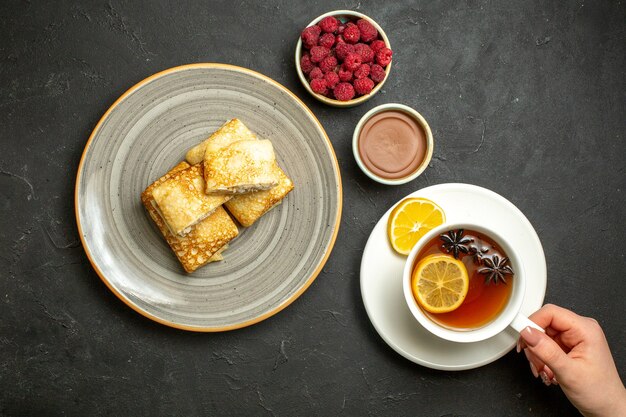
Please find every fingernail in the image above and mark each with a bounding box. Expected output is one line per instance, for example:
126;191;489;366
540;372;550;386
529;362;539;378
516;339;521;353
551;377;558;385
520;327;542;347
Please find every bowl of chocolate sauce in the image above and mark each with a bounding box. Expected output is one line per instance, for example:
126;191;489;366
353;103;433;185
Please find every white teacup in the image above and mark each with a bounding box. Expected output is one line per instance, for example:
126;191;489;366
402;222;542;343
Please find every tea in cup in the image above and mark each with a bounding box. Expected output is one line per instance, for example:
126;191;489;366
403;223;542;343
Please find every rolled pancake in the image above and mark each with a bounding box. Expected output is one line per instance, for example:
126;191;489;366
225;165;294;227
142;162;238;272
152;163;230;236
186;118;258;165
204;140;279;194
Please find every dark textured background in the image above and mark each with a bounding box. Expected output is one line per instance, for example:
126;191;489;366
1;1;624;416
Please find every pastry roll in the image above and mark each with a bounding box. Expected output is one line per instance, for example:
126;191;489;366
225;165;294;227
204;140;279;194
185;118;258;165
151;163;230;236
141;162;238;272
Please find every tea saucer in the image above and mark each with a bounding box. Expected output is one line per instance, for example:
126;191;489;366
360;183;547;370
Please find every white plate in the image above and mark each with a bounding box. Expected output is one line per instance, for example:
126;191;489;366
360;183;546;370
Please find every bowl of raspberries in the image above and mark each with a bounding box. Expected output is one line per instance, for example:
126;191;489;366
296;10;393;107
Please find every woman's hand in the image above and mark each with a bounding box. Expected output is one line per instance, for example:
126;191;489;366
518;304;626;417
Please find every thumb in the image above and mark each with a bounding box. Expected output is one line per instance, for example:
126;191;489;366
521;327;570;376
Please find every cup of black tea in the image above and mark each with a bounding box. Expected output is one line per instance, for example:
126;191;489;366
402;222;543;343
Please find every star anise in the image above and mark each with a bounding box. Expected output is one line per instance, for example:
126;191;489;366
479;255;514;285
469;245;489;265
440;229;473;259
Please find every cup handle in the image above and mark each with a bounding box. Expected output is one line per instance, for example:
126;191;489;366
510;313;544;334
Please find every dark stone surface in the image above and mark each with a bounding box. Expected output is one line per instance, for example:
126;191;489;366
1;1;624;415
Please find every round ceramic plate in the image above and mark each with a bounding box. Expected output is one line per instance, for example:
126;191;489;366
76;64;342;331
360;183;546;370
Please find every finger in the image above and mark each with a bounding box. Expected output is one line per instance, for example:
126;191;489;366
523;349;556;381
528;304;581;331
541;370;558;386
542;330;569;351
519;327;575;355
528;304;587;332
544;365;556;382
521;330;570;353
545;327;559;337
540;371;554;386
551;376;559;385
528;304;588;347
517;333;532;352
520;327;570;376
551;319;599;350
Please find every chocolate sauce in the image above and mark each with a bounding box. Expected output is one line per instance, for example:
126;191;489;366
357;110;427;180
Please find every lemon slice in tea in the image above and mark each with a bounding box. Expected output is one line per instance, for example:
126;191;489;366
412;254;469;314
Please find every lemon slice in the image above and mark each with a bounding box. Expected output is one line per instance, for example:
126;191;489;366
412;254;469;314
387;197;445;255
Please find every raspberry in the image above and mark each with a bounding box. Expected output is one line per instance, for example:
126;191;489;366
370;40;386;53
319;33;335;49
309;67;323;80
310;46;330;63
354;63;370;79
370;64;386;83
376;47;393;67
324;71;339;89
335;35;345;44
343;53;362;71
300;53;315;74
337;24;346;34
335;43;355;61
310;78;328;95
318;16;340;33
333;82;355;101
354;43;374;63
301;25;321;49
319;56;338;73
337;68;353;82
356;19;378;43
343;22;360;44
353;77;374;95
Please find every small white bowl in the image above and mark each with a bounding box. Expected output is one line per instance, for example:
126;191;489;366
352;103;434;185
295;10;392;107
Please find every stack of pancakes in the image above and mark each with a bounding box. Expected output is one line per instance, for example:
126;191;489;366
142;119;294;272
